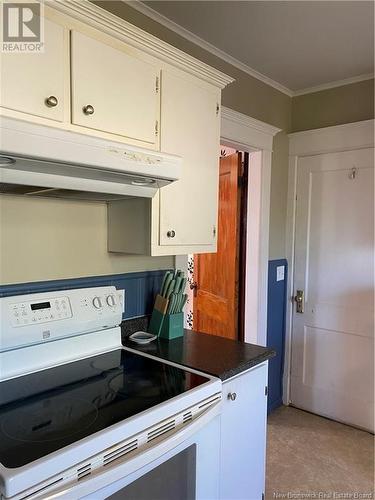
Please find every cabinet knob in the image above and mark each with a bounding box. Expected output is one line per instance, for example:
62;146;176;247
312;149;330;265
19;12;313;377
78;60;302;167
45;95;58;108
228;392;237;401
83;104;95;116
167;230;176;238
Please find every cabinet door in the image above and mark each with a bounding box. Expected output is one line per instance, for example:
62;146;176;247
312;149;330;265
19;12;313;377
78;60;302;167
70;31;159;146
159;70;220;247
0;17;66;122
220;364;268;500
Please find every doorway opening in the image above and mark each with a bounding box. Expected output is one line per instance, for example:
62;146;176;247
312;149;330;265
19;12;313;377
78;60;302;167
186;146;248;341
176;106;280;347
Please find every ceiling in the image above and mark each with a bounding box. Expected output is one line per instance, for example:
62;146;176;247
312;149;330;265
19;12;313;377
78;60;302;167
137;1;374;95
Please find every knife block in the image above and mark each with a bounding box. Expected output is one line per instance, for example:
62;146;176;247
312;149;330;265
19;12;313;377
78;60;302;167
148;294;169;337
159;312;184;340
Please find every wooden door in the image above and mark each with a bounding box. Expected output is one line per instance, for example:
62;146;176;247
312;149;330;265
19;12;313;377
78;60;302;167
70;31;159;146
159;69;220;247
193;153;241;339
290;148;374;431
0;16;66;122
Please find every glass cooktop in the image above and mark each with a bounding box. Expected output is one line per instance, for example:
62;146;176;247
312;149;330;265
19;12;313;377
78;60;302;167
0;349;209;469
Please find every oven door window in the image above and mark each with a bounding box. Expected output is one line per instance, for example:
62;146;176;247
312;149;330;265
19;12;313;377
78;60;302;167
106;445;196;500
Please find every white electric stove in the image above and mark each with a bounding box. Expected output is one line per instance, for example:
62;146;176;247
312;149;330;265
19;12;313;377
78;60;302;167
0;286;222;500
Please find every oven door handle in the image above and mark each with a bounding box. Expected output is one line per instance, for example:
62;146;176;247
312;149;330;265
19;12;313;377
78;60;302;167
51;401;221;499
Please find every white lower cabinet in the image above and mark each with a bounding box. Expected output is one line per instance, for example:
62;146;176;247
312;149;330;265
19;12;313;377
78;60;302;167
220;363;268;500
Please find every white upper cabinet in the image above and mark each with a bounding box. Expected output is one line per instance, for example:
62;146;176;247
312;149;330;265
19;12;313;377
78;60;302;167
0;16;66;122
107;70;222;255
0;2;233;256
70;31;160;147
158;70;220;247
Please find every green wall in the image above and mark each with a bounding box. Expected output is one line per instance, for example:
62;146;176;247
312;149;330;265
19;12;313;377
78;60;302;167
292;79;374;132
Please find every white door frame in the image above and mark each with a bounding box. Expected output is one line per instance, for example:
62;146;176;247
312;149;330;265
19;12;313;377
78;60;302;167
220;107;281;346
284;119;375;404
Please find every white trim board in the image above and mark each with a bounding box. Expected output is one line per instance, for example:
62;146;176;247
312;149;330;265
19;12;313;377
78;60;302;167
125;0;374;98
221;108;281;346
289;119;375;156
221;107;281;152
49;0;234;89
283;119;375;404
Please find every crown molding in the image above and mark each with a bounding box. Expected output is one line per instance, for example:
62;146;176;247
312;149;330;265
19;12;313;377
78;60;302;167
125;1;375;99
293;73;374;97
124;0;294;97
48;0;373;98
47;0;234;89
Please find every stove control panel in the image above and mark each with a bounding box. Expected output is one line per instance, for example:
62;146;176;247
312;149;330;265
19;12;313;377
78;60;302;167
1;286;124;352
10;296;73;327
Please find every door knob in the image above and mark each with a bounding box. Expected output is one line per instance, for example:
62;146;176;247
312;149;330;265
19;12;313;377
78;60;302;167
294;290;304;313
167;230;176;238
228;392;237;401
83;104;95;115
190;281;198;297
45;95;58;107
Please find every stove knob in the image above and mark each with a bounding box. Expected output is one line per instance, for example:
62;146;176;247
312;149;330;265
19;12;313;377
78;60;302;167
106;294;116;307
92;296;103;309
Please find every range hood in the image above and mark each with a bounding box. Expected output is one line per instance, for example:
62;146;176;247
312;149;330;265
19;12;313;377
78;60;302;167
0;118;182;200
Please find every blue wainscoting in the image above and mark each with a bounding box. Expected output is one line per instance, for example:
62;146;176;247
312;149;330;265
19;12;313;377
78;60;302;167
266;259;287;413
0;270;170;320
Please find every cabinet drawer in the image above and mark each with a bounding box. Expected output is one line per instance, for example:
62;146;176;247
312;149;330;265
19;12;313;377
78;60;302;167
70;30;160;146
0;17;66;122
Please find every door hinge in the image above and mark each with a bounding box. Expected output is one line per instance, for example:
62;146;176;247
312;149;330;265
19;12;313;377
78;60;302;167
155;120;159;136
216;103;220;116
213;225;216;238
155;76;159;93
262;493;265;500
265;386;268;396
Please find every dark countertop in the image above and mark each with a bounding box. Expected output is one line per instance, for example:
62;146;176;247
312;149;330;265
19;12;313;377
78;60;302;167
121;321;275;381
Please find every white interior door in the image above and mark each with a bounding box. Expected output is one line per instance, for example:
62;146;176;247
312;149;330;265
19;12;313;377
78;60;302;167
290;147;374;432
